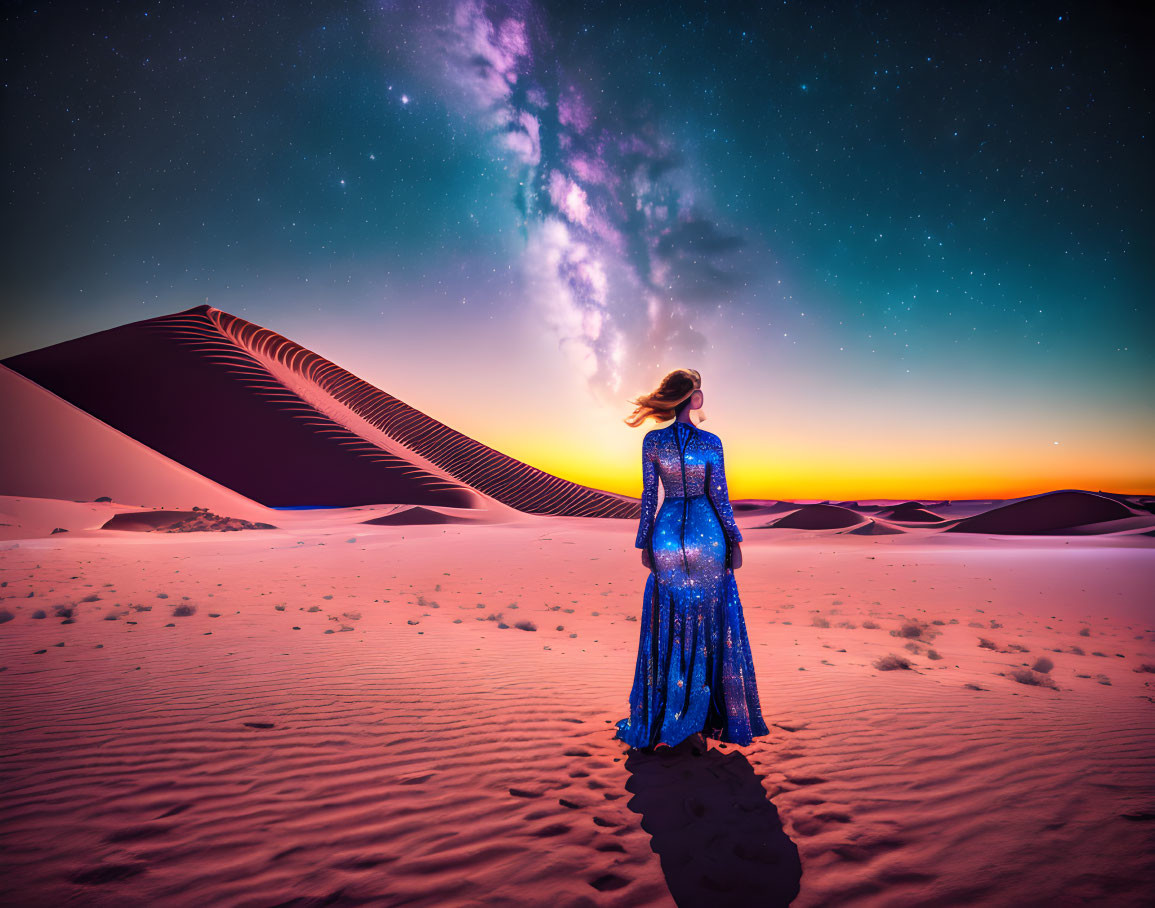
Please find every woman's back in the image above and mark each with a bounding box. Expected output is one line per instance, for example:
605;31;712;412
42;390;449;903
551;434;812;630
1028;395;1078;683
617;418;767;751
635;421;742;550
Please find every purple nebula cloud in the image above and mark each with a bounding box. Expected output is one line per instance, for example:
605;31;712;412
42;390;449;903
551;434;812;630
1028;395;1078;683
411;0;748;399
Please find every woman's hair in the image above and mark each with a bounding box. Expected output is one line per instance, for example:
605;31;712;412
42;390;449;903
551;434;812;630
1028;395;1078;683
623;369;705;427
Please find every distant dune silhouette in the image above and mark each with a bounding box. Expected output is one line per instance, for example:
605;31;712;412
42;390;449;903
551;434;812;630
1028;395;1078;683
2;305;639;517
943;490;1146;535
882;503;946;522
762;503;864;530
362;506;480;526
846;518;906;535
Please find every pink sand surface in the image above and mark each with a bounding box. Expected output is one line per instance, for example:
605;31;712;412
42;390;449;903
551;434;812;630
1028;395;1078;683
2;506;1153;906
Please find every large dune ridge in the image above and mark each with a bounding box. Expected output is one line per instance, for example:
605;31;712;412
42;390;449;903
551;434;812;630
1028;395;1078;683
1;305;638;518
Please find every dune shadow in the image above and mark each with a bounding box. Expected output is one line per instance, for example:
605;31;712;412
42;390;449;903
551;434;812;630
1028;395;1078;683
622;738;802;906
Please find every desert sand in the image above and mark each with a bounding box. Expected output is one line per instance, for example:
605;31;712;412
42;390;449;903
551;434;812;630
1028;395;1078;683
1;497;1153;907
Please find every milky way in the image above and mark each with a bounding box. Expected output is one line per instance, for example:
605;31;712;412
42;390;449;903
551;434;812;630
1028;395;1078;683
412;0;750;399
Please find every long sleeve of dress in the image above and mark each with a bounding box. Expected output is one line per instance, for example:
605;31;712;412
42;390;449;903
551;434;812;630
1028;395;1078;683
634;431;659;549
707;437;743;544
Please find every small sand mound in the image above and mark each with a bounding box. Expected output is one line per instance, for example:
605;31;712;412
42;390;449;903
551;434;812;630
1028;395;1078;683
944;490;1141;535
765;504;864;530
102;508;277;532
739;501;809;516
845;519;906;536
884;504;945;522
362;506;477;526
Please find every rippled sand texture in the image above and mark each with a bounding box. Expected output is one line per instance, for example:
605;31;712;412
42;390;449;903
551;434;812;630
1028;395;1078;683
2;522;1152;907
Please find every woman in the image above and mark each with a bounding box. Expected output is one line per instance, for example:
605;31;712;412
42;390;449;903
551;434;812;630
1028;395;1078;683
615;369;769;753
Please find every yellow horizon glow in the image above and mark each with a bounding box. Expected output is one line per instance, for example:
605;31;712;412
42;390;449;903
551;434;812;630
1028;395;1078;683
520;444;1155;502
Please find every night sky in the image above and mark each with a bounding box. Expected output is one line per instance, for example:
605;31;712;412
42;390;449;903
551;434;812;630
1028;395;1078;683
2;1;1151;499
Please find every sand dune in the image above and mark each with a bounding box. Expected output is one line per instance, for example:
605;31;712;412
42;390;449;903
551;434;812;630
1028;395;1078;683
2;305;638;519
0;365;276;520
945;489;1148;535
881;502;947;522
734;501;808;516
845;518;907;535
734;492;1155;539
362;506;487;526
762;504;866;530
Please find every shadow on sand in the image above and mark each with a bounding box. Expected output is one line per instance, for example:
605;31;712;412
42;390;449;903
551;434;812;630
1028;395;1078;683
622;735;801;906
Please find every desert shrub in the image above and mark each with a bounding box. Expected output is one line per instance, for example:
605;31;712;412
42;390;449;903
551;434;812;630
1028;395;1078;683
1031;656;1054;673
874;654;912;671
1009;668;1057;689
811;616;830;628
861;619;880;629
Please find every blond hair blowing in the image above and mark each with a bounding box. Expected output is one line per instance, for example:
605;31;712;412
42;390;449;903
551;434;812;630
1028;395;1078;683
623;369;705;428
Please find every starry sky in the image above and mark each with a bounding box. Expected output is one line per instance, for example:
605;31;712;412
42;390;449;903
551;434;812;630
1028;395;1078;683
2;0;1152;500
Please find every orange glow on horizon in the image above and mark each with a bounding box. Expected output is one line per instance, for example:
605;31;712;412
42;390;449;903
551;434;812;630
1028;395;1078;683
530;449;1155;503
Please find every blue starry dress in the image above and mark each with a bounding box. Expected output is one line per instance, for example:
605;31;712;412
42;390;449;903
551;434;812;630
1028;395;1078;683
615;419;769;749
